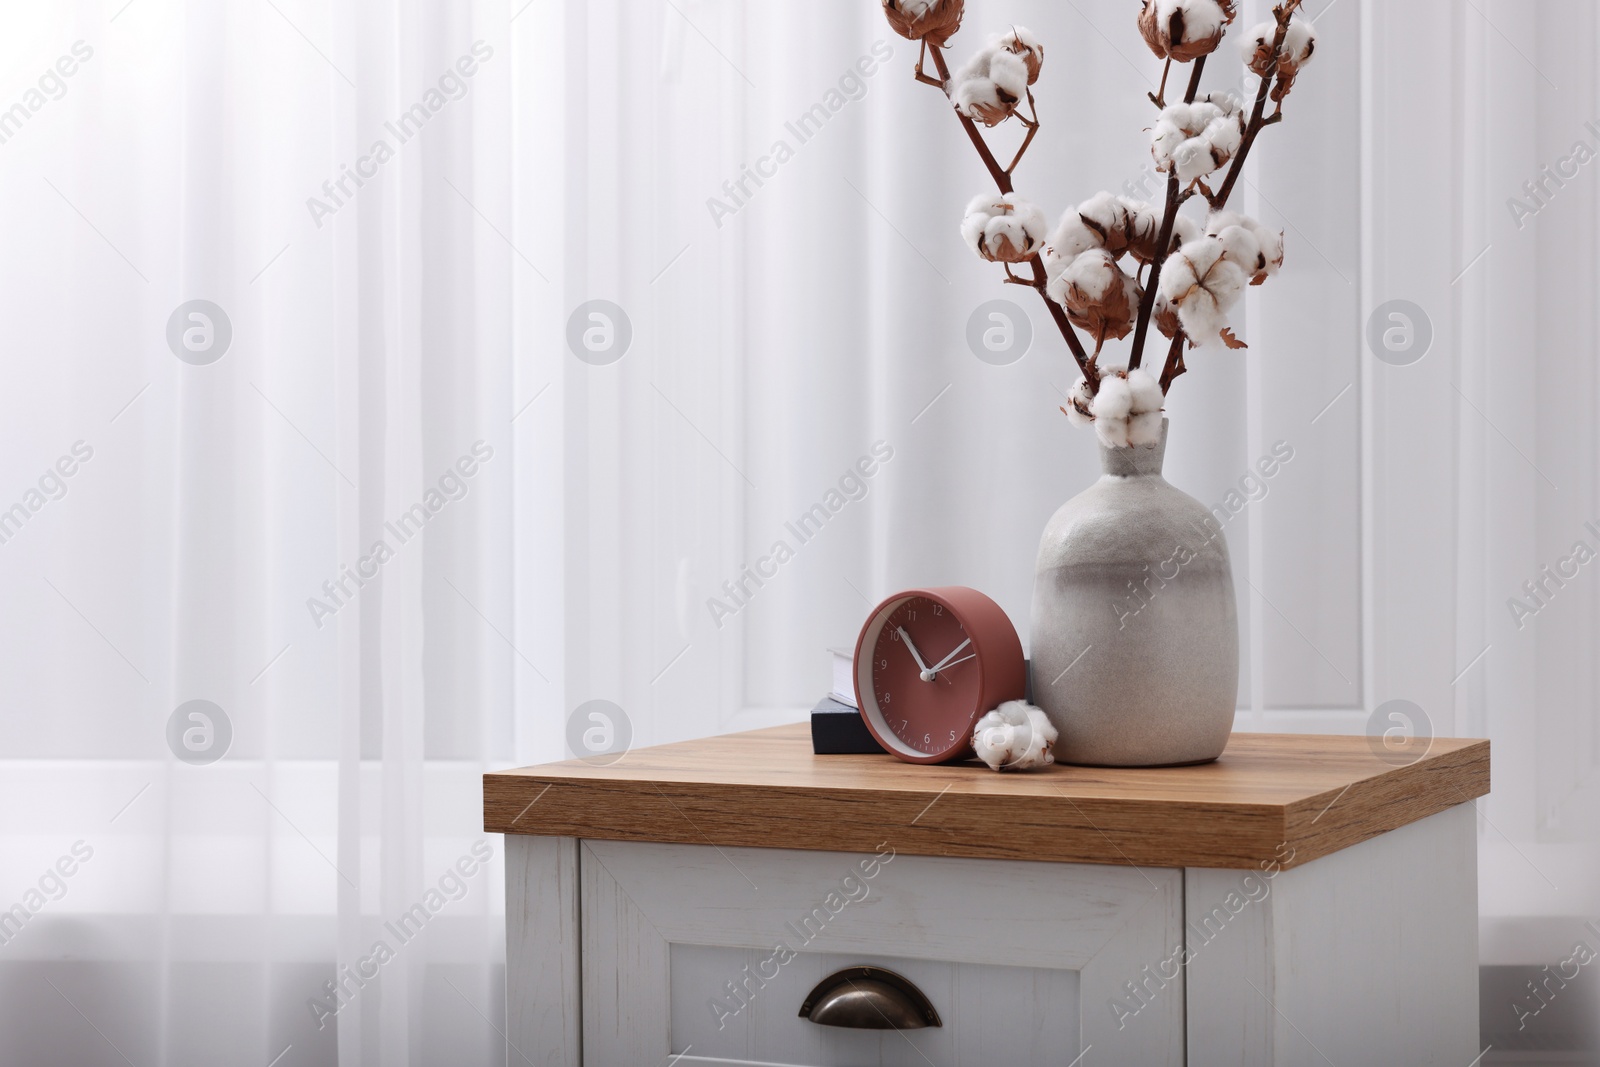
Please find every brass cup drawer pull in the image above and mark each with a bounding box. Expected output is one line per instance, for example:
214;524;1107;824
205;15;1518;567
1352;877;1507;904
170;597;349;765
798;966;942;1029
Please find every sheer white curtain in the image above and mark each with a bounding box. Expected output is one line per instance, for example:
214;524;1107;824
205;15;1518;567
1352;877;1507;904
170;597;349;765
2;0;1597;1062
1;0;519;1063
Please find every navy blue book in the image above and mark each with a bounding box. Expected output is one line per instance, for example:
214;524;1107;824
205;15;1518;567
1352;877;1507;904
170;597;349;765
810;696;883;755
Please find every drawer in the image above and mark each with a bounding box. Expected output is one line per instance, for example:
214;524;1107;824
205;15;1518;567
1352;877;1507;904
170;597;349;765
579;840;1184;1066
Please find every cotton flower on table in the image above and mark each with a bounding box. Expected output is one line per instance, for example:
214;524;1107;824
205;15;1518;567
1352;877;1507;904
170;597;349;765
883;0;965;47
1158;236;1249;349
1137;0;1238;62
1241;17;1317;101
961;193;1048;263
1151;94;1245;186
1048;249;1142;350
971;700;1058;771
1205;210;1283;284
949;41;1031;125
1089;368;1165;448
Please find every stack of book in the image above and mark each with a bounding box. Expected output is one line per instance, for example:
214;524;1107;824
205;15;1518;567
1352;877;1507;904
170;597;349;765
810;647;883;754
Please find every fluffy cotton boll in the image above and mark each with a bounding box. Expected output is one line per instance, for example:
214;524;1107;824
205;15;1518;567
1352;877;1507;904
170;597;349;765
883;0;965;47
987;49;1030;100
1240;20;1277;76
1272;19;1317;100
1206;210;1284;282
971;701;1058;772
1052;250;1141;342
1160;237;1248;347
1239;17;1317;99
1137;0;1236;62
1042;208;1104;275
1077;191;1133;254
950;47;1028;126
993;25;1044;84
1212;224;1262;278
1281;19;1316;68
1151;101;1243;185
1126;368;1164;415
1062;377;1095;426
1091;372;1134;421
961;192;1047;263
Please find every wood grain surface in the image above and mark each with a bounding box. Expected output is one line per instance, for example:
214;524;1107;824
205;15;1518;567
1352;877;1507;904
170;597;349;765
483;725;1488;870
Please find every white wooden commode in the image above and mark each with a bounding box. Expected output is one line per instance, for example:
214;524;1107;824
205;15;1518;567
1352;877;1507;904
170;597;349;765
485;726;1489;1065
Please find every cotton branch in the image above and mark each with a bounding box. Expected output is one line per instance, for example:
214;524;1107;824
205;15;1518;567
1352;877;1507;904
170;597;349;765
924;44;1098;386
1207;0;1304;210
1127;55;1206;371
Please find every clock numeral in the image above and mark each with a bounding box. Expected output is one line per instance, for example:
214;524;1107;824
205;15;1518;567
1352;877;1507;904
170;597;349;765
933;605;943;616
889;629;900;642
880;658;888;668
908;609;916;621
882;692;890;704
949;730;957;741
923;733;931;745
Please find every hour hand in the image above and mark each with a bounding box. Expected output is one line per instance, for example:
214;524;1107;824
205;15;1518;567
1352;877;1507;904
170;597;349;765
897;627;936;682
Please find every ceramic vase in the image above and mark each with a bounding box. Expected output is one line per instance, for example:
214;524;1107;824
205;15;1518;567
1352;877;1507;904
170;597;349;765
1029;420;1238;765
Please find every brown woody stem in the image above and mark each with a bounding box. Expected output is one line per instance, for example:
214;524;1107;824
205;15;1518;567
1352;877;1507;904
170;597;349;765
926;44;1096;385
1128;54;1206;371
1158;332;1187;392
1209;1;1302;209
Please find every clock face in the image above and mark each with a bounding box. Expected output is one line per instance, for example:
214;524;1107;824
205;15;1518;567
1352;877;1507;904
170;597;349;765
854;587;1026;764
868;596;983;758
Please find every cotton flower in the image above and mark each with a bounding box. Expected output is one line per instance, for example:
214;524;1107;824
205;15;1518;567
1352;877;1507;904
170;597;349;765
1138;0;1238;62
1061;377;1095;425
1240;17;1317;100
883;0;965;47
1047;249;1142;346
992;25;1044;84
1151;96;1245;185
1089;369;1165;448
1041;206;1106;277
949;45;1030;125
961;192;1048;263
971;700;1058;771
1158;236;1248;348
1076;192;1136;256
1205;210;1283;283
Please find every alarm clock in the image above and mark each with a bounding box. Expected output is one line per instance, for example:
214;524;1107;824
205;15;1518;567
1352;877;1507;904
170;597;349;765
853;586;1027;764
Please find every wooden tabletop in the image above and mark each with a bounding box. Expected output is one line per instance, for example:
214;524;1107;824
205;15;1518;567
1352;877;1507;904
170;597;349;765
483;725;1489;870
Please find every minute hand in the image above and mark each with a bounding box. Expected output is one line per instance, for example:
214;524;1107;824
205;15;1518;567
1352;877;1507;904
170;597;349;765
927;638;972;673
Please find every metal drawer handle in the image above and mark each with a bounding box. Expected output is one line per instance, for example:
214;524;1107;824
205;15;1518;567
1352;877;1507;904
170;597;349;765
798;966;942;1029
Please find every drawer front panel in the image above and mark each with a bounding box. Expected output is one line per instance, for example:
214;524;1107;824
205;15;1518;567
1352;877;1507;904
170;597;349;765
580;840;1184;1066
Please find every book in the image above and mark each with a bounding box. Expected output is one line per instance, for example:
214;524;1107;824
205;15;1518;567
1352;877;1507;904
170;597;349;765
827;646;857;708
810;696;883;755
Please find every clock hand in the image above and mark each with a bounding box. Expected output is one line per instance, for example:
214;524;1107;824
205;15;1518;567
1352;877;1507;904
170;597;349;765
934;652;977;672
897;627;937;682
927;637;972;673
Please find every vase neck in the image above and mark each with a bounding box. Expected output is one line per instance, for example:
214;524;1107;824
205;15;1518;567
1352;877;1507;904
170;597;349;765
1098;419;1169;477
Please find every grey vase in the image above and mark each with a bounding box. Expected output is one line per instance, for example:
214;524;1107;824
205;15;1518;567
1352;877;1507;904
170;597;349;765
1030;419;1238;766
